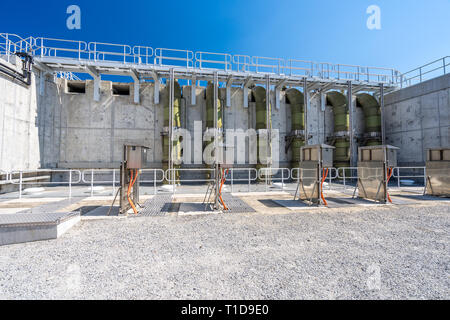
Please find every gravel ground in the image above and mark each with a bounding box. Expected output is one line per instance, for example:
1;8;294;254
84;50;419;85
0;203;449;299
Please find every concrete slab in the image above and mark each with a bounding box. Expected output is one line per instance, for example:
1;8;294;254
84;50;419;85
0;212;80;246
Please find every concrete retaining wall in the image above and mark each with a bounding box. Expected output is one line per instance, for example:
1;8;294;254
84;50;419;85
385;73;450;166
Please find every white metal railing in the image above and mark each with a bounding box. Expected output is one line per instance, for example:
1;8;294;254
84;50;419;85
400;57;449;88
1;167;429;199
154;48;194;68
0;33;401;85
9;169;81;199
228;168;258;192
195;52;232;71
393;167;426;187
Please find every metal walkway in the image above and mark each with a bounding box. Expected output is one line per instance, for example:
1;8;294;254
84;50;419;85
1;33;399;106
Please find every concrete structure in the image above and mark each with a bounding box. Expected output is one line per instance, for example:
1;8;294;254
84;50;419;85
0;211;80;246
0;33;448;180
384;73;450;166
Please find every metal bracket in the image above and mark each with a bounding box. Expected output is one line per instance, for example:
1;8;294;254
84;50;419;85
191;74;197;105
150;71;160;104
275;78;287;110
243;76;253;108
130;69;140;104
226;75;233;107
87;66;100;102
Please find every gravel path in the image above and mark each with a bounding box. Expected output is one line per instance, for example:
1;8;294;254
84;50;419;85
0;204;449;299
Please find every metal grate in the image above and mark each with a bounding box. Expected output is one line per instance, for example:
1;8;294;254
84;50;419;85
0;212;79;227
222;194;256;213
138;195;173;216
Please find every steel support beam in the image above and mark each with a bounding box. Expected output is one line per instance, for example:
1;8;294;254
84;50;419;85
213;71;219;209
191;75;196;105
130;69;140;104
303;78;309;145
150;71;160;104
266;74;272;168
348;81;357;167
380;83;386;145
226;75;233;107
169;68;174;192
275;78;287;110
243;76;253;108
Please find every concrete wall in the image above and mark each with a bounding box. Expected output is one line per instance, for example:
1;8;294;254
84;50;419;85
385;73;450;166
2;58;447;172
0;58;41;171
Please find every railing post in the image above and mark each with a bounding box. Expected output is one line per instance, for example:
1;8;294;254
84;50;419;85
231;169;234;193
444;57;447;75
154;170;156;195
281;169;284;189
112;169;116;196
69;170;72;199
248;170;250;192
397;167;400;188
19;171;23;199
90;169;94;197
343;168;346;190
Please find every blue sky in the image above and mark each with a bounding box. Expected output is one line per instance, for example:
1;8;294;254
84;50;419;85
1;0;449;73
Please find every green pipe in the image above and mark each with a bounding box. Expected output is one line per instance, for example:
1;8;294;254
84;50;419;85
162;80;182;184
285;88;305;167
326;91;350;168
356;93;382;146
252;86;272;179
204;82;223;176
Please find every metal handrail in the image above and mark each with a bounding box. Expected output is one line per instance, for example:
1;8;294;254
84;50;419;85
133;46;154;65
154;48;194;68
0;32;401;84
400;56;449;87
88;42;133;63
393;166;426;187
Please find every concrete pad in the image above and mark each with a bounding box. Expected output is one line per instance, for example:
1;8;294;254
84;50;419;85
0;212;80;246
271;199;317;211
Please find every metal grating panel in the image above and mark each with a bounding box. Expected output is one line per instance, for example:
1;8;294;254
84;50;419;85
138;195;173;216
0;212;79;227
222;194;256;213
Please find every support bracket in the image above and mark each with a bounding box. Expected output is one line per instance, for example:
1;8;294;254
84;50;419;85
243;76;253;108
87;66;100;102
130;69;140;104
191;74;197;105
150;71;160;104
226;75;233;107
275;78;287;110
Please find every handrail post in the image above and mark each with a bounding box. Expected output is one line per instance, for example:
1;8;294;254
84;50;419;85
281;169;284;189
19;171;23;199
248;170;250;192
112;169;116;196
69;170;72;199
397;167;400;188
343;169;346;190
90;169;94;197
231;169;234;193
154;170;157;195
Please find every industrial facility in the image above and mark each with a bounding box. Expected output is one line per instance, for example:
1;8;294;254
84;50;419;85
0;33;449;245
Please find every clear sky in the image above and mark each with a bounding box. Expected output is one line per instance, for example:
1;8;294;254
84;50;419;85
1;0;449;73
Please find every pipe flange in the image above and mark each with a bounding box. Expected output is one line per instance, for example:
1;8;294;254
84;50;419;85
334;131;349;138
289;130;305;138
364;131;382;138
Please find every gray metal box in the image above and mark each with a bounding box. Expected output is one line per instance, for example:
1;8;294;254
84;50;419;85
124;145;148;169
358;145;399;167
300;144;335;168
425;147;450;197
